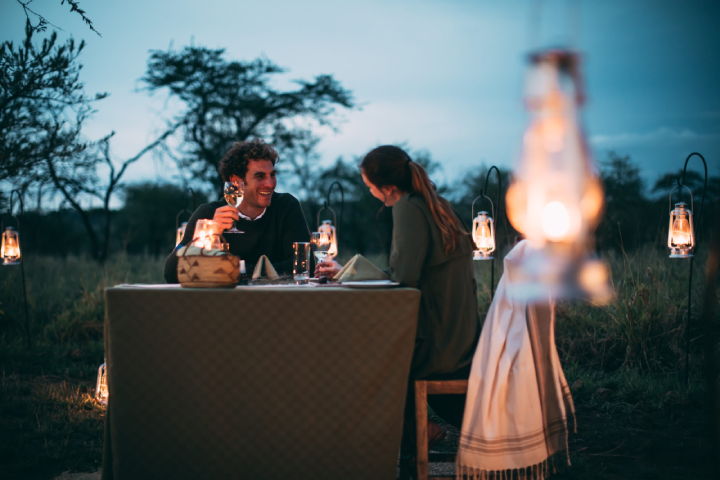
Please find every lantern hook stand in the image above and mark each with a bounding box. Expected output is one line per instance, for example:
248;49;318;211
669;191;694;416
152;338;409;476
317;181;344;234
674;152;708;386
471;166;502;299
2;190;30;349
318;181;344;227
175;188;196;245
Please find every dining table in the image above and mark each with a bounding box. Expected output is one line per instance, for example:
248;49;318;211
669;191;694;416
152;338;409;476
101;283;420;480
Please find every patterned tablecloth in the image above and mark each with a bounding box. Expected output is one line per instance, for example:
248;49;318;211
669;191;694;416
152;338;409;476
102;285;420;480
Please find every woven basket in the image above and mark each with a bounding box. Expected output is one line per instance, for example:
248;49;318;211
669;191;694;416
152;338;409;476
177;236;240;288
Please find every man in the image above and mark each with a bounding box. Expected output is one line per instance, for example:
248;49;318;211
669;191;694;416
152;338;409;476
164;138;310;282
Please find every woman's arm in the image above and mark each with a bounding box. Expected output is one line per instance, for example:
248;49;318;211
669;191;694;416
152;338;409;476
389;199;429;288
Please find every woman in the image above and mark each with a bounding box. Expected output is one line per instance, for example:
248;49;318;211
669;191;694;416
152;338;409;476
317;145;480;471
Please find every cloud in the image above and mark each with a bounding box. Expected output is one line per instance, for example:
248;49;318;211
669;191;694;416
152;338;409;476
590;127;717;147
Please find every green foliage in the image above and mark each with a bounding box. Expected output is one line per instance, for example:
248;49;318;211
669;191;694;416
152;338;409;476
556;246;719;375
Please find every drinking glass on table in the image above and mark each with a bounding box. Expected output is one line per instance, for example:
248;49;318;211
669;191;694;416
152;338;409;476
223;180;244;234
293;242;311;284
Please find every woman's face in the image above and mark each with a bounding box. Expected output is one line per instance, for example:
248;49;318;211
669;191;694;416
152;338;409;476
362;172;401;207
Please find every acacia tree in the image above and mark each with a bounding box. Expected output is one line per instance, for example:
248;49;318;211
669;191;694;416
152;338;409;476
1;24;175;261
141;45;354;191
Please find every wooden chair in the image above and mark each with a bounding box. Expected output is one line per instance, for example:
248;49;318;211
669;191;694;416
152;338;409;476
414;379;469;480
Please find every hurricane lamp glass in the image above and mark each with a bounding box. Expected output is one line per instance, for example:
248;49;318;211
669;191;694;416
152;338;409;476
192;219;222;250
668;202;694;258
1;226;21;265
472;212;495;260
319;220;338;257
95;362;108;406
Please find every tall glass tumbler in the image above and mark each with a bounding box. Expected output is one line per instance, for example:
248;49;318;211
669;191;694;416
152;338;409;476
293;242;311;284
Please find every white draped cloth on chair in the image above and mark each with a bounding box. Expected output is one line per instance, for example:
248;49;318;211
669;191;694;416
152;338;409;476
457;241;575;480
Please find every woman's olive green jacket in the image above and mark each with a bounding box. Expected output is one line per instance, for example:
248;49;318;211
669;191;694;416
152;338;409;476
389;192;480;380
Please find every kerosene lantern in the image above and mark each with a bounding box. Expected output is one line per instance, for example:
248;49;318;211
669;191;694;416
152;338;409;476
470;194;496;261
95;360;108;406
668;200;694;258
504;49;609;302
1;226;21;265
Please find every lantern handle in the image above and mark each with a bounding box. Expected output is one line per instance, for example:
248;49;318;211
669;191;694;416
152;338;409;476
316;204;337;232
678;152;708;244
175;209;193;232
471;194;495;222
668;184;694;217
318;181;344;231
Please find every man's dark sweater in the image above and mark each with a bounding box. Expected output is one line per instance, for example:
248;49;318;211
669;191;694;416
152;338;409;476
164;192;310;283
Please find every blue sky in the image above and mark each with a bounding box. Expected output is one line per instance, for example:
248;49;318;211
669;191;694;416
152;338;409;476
2;0;718;194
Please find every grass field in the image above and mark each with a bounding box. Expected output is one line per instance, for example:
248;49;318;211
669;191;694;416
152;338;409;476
0;248;717;479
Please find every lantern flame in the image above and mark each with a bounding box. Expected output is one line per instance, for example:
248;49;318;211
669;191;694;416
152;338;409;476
542;202;570;240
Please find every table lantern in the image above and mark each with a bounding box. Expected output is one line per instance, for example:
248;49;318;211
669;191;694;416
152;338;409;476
504;49;608;301
176;222;188;246
192;219;222;250
95;361;108;405
319;220;338;257
473;212;495;260
1;226;21;265
668;201;694;258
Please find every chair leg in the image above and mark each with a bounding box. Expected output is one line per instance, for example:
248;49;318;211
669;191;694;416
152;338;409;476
415;380;428;480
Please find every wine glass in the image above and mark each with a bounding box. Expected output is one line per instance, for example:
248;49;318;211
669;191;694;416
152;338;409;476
311;232;331;265
223;180;244;234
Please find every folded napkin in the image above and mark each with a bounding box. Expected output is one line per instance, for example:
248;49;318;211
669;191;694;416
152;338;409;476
252;255;279;280
177;245;227;257
334;254;389;282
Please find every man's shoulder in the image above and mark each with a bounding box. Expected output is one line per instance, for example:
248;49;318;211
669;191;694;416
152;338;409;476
270;192;301;208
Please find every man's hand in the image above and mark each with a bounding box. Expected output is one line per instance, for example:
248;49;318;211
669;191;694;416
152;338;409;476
211;205;239;234
315;259;343;279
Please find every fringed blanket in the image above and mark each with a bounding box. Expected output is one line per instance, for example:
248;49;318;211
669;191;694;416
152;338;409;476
457;241;576;479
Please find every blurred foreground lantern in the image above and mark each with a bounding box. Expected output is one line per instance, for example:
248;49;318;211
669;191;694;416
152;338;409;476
95;361;108;406
1;226;21;265
505;49;609;302
667;196;694;258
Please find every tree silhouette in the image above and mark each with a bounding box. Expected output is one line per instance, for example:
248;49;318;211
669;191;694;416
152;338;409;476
15;0;101;37
141;45;354;191
1;25;175;261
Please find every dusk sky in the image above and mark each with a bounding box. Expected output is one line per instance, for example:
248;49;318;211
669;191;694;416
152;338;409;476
2;0;718;195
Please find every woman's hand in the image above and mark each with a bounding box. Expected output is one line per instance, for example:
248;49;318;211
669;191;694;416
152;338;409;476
211;206;239;234
315;259;343;279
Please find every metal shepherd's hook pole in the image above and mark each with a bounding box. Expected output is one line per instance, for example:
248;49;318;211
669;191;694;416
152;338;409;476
678;152;707;385
485;167;502;299
9;190;31;349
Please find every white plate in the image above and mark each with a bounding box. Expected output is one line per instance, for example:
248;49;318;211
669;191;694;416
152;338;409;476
340;280;401;288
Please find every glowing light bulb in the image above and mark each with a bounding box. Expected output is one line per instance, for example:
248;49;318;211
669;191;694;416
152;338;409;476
542;201;570;240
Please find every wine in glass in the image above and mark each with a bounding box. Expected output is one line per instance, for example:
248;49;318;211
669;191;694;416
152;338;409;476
311;232;332;264
223;180;244;234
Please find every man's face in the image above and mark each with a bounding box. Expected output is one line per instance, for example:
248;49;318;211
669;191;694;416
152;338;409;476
232;159;277;209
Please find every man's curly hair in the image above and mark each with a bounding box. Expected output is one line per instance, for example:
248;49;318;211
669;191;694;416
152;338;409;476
218;138;279;181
